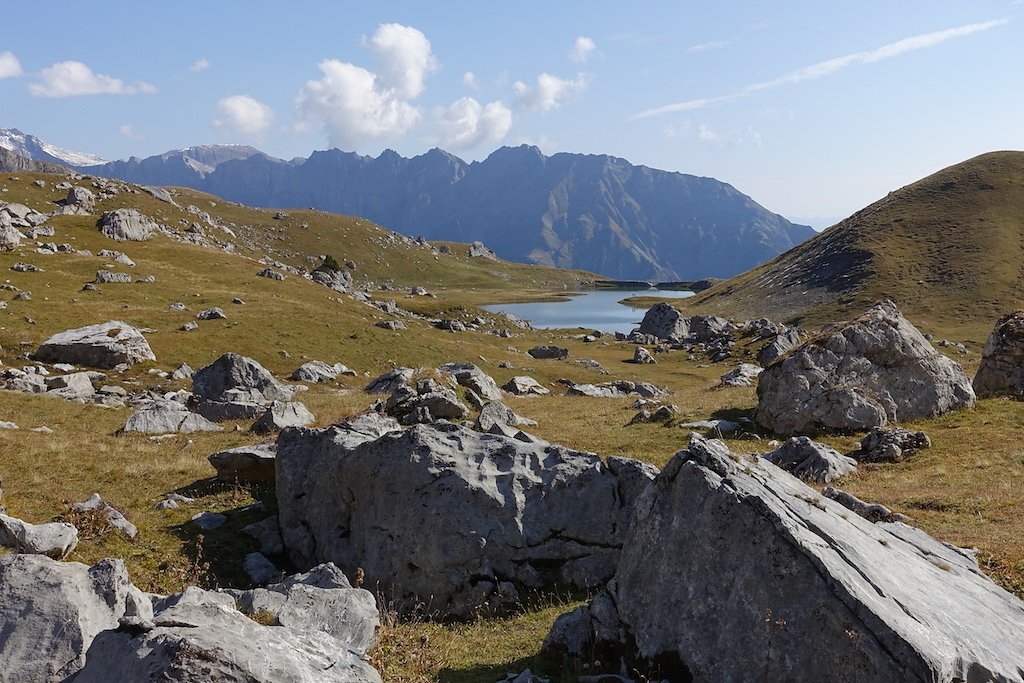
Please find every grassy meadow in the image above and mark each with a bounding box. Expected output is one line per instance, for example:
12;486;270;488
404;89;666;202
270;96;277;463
1;169;1022;680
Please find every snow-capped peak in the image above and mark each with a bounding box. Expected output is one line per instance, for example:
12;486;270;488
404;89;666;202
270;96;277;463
0;127;108;167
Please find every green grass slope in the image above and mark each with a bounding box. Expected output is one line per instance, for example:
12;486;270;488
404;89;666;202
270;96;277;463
684;151;1024;337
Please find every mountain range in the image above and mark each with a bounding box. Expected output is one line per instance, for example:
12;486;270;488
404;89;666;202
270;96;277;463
1;127;814;280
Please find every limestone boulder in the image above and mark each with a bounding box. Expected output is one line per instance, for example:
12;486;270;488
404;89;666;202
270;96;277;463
209;443;277;483
276;421;657;617
96;208;157;241
972;310;1024;397
440;362;503;401
763;435;857;483
528;345;568;360
74;586;381;683
191;353;294;421
756;301;975;434
289;360;355;383
250;401;315;434
0;555;151;682
857;426;931;463
35;320;156;369
720;362;762;387
757;326;803;366
309;264;353;292
637;302;688;342
0;513;78;558
503;375;550;396
123;400;222;433
545;435;1024;682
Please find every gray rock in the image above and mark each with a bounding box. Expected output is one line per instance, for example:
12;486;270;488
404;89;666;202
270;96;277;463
45;371;96;399
720;362;763;387
141;185;175;204
35;320;156;369
250;401;315;434
756;301;975;434
191;511;227;530
276;421;657;617
192;352;294;404
678;418;742;434
289;360;355;382
546;434;1024;682
170;362;193;379
231;563;379;655
243;552;281;585
209;443;278;483
822;487;909;523
502;375;550;396
74;585;381;683
528;345;569;360
972;310;1024;397
468;240;498;259
565;379;667;399
365;366;415;394
310;264;353;292
386;382;468;425
62;185;96;212
124;400;223;434
757;326;803;366
242;516;285;556
72;493;139;539
257;267;286;280
0;223;22;250
96;208;156;241
763;435;858;483
441;362;503;401
637;301;688;342
375;319;405;330
0;512;78;558
179;320;199;331
858;426;932;463
474;401;536;436
631;346;657;364
0;554;151;682
195;306;226;320
95;269;132;283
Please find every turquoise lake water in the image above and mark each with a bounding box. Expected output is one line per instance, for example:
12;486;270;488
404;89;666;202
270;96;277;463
483;289;694;334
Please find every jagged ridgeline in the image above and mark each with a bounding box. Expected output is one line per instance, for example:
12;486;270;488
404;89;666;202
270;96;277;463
76;143;814;281
686;151;1024;328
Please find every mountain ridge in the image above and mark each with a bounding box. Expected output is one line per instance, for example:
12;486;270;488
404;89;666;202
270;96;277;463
82;142;814;280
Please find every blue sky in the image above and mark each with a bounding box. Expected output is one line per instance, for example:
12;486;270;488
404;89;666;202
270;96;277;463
1;1;1020;226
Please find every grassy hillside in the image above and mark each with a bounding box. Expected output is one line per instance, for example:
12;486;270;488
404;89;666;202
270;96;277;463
1;168;1023;681
684;151;1024;339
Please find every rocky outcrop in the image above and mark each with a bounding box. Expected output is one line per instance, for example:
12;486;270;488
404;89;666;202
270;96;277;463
0;554;151;682
74;585;381;683
309;264;353;292
96;208;157;241
545;435;1024;682
123;400;223;433
35;320;156;369
857;426;931;463
0;512;78;558
289;360;355;383
637;302;688;342
191;353;295;421
756;301;975;434
503;375;550;396
383;377;468;425
972;310;1024;397
757;326;803;366
763;435;857;483
468;240;497;259
276;421;657;617
250;401;315;434
720;362;762;387
365;367;415;394
528;345;569;360
209;443;278;483
440;362;503;401
564;379;666;399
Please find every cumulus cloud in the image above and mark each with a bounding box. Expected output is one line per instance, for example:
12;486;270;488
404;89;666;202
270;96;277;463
569;36;597;63
633;18;1009;119
212;95;275;136
435;97;512;150
119;123;144;141
513;72;591;112
0;52;22;79
29;61;156;97
296;23;437;148
462;71;480;90
189;57;210;72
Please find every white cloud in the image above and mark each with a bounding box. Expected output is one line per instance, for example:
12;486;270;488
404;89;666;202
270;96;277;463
29;61;156;97
189;57;210;72
435;97;512;150
569;36;597;63
696;124;719;142
119;123;144;141
633;18;1009;119
296;23;437;148
462;71;479;90
686;40;731;54
0;51;22;79
513;72;591;112
212;95;275;136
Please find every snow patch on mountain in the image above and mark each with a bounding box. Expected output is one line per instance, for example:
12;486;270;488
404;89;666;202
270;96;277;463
0;127;107;166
